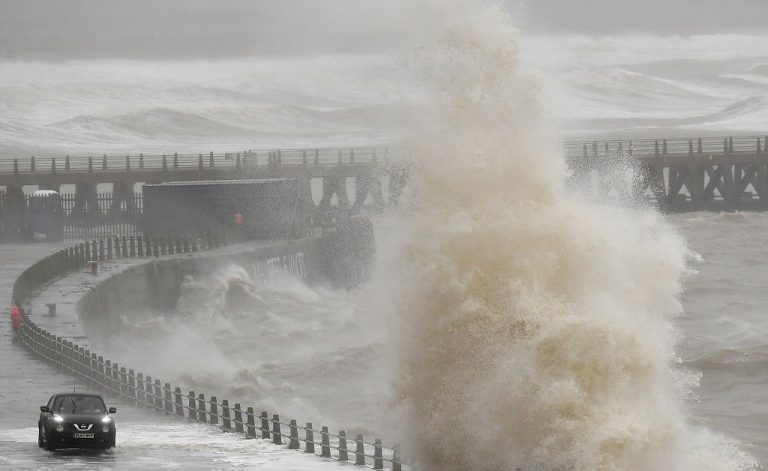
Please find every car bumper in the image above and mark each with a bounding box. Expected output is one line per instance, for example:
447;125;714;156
49;430;115;449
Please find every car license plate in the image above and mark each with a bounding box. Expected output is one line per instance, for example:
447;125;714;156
73;433;94;439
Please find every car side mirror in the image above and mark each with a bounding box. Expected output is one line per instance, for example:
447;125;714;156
40;406;50;413
108;407;117;414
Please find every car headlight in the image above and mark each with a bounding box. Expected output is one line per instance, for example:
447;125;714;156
56;425;64;432
52;414;64;423
101;416;112;424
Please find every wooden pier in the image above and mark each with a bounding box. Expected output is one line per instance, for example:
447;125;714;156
565;136;768;210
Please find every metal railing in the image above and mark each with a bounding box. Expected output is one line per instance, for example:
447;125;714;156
0;147;397;176
12;238;403;470
564;135;768;158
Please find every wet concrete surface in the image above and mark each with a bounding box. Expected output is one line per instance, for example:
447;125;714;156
0;243;347;470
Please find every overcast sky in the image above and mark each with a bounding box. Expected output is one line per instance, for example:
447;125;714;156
1;0;767;60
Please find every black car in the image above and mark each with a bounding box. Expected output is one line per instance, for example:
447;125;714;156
38;393;116;451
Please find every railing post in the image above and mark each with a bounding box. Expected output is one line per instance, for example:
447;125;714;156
302;150;307;166
338;430;348;461
314;149;319;165
373;439;383;469
162;155;168;171
234;403;244;433
173;152;178;168
662;139;667;155
392;443;402;471
197;393;207;423
209;151;214;167
164;382;173;414
654;140;659;157
139;153;144;169
125;155;131;171
174;387;184;416
337;149;343;165
288;420;300;449
305;423;315;454
188;391;197;421
127;369;137;404
13;158;18;175
103;359;112;394
260;411;270;439
355;434;365;465
698;138;703;154
272;415;282;445
209;396;219;425
350;148;356;164
119;366;127;399
102;154;107;170
97;356;105;391
222;400;232;431
65;155;70;171
30;155;36;172
729;137;734;153
88;157;93;173
246;407;256;438
141;375;151;408
136;373;145;405
320;426;331;457
199;153;204;170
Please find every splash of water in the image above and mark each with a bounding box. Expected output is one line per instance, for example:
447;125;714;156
393;2;758;470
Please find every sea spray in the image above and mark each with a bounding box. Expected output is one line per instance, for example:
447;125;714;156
393;1;757;470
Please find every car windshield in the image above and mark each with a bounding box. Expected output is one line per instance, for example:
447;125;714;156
53;396;105;414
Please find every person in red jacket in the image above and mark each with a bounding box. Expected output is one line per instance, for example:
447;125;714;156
10;305;20;333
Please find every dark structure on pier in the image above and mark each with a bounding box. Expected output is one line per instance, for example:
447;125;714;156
566;136;768;210
0;148;410;240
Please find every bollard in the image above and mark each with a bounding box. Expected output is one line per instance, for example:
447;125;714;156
164;383;173;414
89;260;97;274
305;423;315;454
246;407;256;438
118;366;126;399
373;439;383;469
209;396;219;425
288;420;300;449
355;434;365;466
338;431;348;461
188;391;197;421
127;369;137;404
393;443;401;471
197;393;207;423
260;411;270;439
320;426;331;457
272;415;282;445
104;360;112;392
143;375;152;408
222;400;232;431
234;403;244;433
153;379;163;411
174;388;184;416
136;373;145;404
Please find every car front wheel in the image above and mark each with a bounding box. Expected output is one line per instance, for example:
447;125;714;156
44;430;57;452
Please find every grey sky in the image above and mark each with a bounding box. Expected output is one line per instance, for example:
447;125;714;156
1;0;766;60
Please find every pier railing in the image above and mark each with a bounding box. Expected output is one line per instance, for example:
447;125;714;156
0;146;393;176
12;239;403;470
564;135;768;158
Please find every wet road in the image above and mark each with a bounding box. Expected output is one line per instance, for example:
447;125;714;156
0;243;344;470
